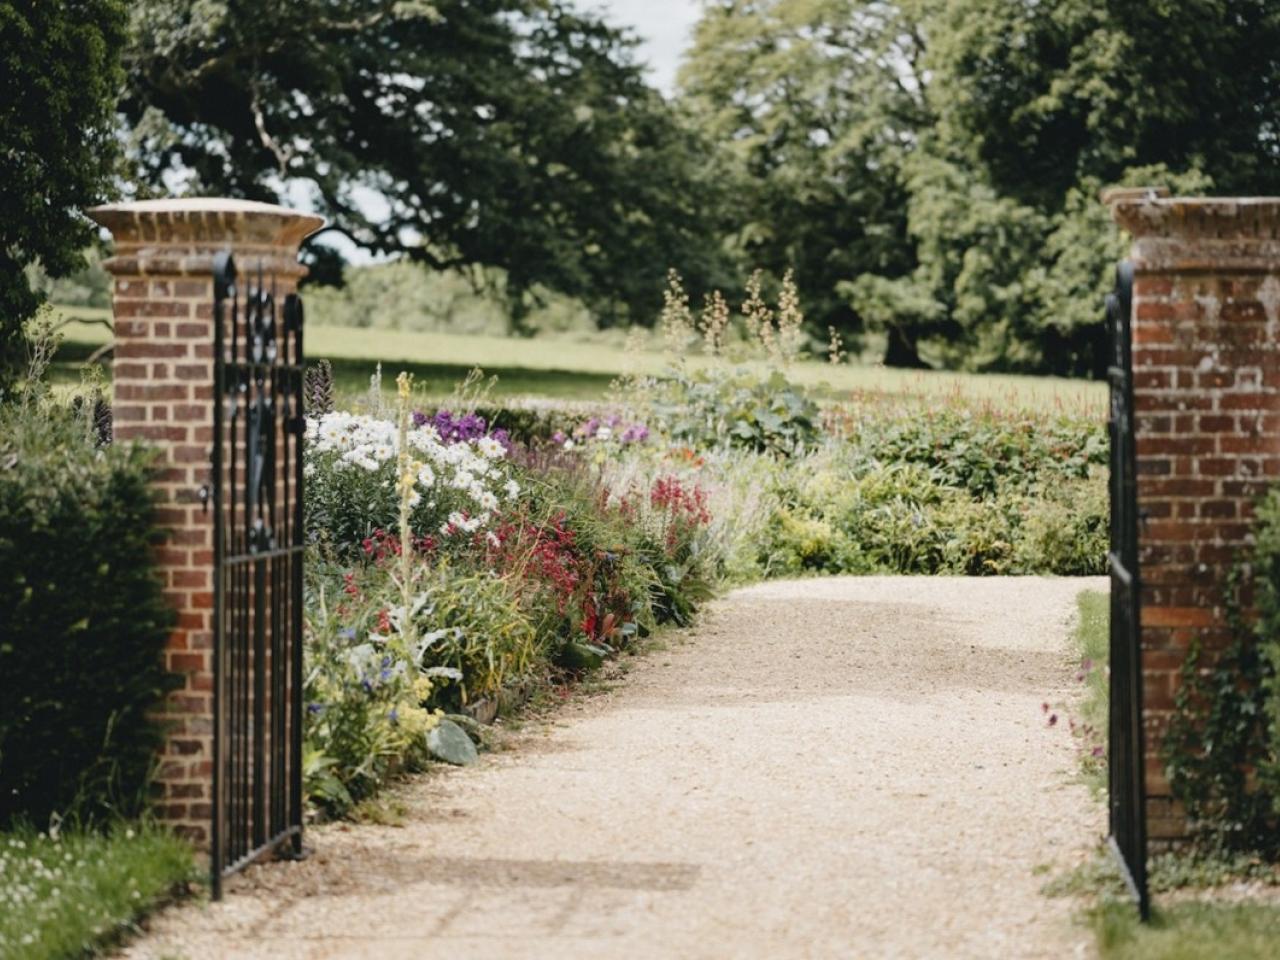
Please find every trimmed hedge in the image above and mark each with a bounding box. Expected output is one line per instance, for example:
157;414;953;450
0;402;176;825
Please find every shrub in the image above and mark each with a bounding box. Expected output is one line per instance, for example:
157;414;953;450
648;367;819;457
0;401;175;825
754;434;1107;578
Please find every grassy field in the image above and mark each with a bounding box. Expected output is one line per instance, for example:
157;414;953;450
51;306;1107;414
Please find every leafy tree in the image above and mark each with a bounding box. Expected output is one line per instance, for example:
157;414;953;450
683;0;1280;373
0;1;127;392
927;0;1280;209
121;0;728;328
678;0;926;358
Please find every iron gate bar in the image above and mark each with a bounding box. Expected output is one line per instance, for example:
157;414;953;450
210;252;306;899
1106;259;1150;921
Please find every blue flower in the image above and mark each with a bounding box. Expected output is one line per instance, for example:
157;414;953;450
338;627;356;641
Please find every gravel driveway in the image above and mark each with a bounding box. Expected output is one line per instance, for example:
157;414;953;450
122;576;1107;960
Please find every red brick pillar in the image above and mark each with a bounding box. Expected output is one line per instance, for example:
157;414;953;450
87;199;322;842
1108;193;1280;843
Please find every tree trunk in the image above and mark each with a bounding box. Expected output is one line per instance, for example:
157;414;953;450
883;324;928;368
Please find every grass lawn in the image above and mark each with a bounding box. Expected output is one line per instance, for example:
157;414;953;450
50;307;1108;414
0;821;194;960
1091;898;1280;959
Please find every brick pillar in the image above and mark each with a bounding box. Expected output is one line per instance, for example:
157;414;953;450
1108;193;1280;843
87;199;322;843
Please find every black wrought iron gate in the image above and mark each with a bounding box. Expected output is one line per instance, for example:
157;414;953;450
210;252;306;898
1106;260;1150;920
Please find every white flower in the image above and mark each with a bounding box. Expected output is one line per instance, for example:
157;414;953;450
563;439;575;450
476;435;504;459
407;490;422;509
486;531;501;548
504;479;521;500
447;511;467;529
477;490;499;512
596;426;612;441
452;470;475;491
417;464;436;488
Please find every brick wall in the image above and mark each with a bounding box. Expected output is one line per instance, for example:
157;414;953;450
88;200;322;844
1108;194;1280;842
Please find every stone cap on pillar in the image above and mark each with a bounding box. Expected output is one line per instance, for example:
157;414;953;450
87;198;326;279
1105;190;1280;273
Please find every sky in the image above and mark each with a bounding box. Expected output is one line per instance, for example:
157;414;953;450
590;0;703;94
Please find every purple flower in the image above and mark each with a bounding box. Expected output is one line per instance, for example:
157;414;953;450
552;430;567;446
430;410;489;444
338;627;356;641
622;424;650;444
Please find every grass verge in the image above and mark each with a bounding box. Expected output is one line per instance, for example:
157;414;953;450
1066;588;1280;958
50;310;1108;413
0;821;195;960
1091;898;1280;959
1072;590;1109;792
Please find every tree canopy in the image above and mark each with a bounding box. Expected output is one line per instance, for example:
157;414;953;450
0;0;127;390
121;0;729;327
8;0;1279;375
680;0;1280;372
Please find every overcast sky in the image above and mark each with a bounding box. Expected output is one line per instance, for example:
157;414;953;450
590;0;703;94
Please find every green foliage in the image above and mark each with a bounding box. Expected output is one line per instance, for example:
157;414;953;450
1159;481;1280;853
928;0;1280;208
1254;489;1280;810
122;0;728;326
0;399;177;826
1070;591;1111;793
649;368;820;458
1163;570;1278;854
757;406;1108;577
679;0;921;351
303;261;595;337
302;559;442;816
1089;898;1280;960
0;0;126;391
0;821;195;960
409;565;540;710
681;0;1280;374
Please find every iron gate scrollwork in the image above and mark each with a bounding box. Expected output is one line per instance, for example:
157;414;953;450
1106;260;1149;921
211;252;306;898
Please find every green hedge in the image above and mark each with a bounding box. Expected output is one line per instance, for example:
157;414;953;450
0;402;176;825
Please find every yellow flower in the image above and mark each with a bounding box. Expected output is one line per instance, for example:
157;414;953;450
397;371;413;399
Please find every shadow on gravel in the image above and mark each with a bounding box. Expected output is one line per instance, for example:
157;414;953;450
375;856;701;891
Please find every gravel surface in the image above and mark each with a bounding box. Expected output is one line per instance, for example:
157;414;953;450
122;576;1107;960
